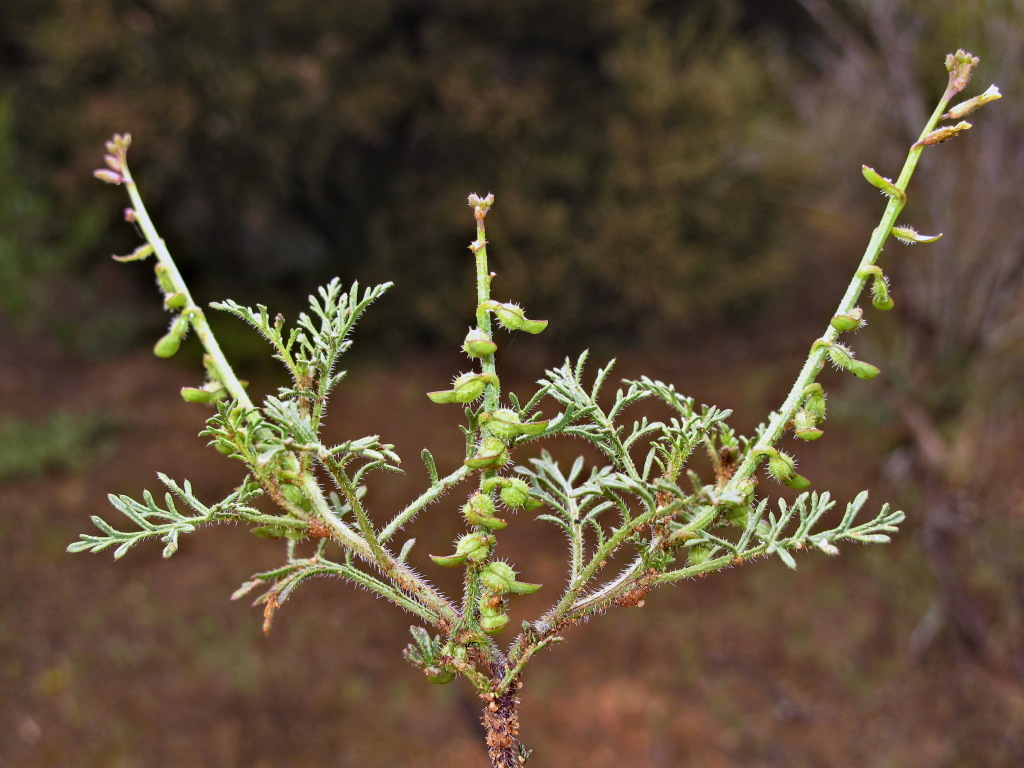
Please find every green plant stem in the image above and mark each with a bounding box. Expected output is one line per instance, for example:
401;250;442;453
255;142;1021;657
725;88;957;494
379;464;473;543
473;212;499;414
120;167;253;409
298;474;461;626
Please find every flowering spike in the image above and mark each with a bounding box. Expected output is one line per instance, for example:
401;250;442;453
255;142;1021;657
945;49;980;96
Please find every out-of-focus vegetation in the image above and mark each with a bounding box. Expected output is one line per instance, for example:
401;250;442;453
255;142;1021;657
1;0;801;349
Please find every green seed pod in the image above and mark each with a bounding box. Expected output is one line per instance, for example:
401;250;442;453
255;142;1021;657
212;438;236;455
826;342;855;371
479;409;523;441
427;372;498;404
830;307;864;332
498;478;532;509
153;331;182;358
280;482;312;512
480;561;542;595
848;360;881;380
465;436;510;470
718;478;755;509
802;383;827;421
154;263;177;294
462;328;498;358
725;505;749;528
431;533;496;567
784;473;812;490
463;492;507;530
793;409;823;441
180;387;216;404
861;165;905;202
425;666;457;685
164;292;188;310
479;612;509;636
481;301;549;334
871;275;894;310
891;226;943;246
687;543;714;567
767;451;797;482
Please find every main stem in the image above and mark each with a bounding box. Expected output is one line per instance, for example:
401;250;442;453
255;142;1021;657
726;86;956;493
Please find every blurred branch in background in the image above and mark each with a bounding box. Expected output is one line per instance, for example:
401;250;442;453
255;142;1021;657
782;0;1024;728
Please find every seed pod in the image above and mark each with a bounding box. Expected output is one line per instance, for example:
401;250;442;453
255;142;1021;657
164;292;188;310
463;493;507;530
280;482;312;512
112;243;154;263
498;478;532;509
687;543;714;567
427;372;498;404
847;359;881;380
153;330;182;358
941;84;1001;120
154;263;177;294
464;436;510;470
425;666;457;685
871;274;894;310
802;383;827;422
180;387;216;404
767;451;797;483
830;307;864;332
793;408;823;441
480;301;549;334
861;166;905;202
462;328;498;358
480;561;541;595
891;226;942;246
826;342;855;371
784;473;812;490
479;612;510;636
430;533;495;567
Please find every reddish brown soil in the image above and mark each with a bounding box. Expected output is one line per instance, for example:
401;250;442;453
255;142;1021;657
2;334;1022;768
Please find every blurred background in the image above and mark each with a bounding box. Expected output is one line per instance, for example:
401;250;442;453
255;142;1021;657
2;0;1022;765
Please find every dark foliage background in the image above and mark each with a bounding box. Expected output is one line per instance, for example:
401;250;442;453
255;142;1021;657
2;1;1022;766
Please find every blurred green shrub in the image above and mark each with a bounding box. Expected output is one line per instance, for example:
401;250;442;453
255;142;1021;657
2;0;795;349
0;409;113;482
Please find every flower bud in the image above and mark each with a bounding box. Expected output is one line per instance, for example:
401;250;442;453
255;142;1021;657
830;307;864;332
463;492;507;530
462;328;497;358
945;49;979;95
93;169;124;185
112;243;154;263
